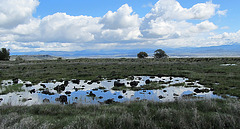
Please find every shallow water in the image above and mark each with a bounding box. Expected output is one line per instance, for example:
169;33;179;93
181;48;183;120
0;76;221;106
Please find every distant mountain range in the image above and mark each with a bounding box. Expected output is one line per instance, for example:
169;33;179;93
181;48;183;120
11;43;240;58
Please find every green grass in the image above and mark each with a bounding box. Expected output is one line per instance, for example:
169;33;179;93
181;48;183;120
0;99;239;129
0;84;24;95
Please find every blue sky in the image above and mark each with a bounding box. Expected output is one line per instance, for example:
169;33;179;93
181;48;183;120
0;0;240;52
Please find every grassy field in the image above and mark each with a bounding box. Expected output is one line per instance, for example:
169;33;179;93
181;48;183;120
0;57;240;129
0;99;239;129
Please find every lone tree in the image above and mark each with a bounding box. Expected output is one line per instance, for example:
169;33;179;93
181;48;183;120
154;49;168;58
0;48;10;60
137;52;148;58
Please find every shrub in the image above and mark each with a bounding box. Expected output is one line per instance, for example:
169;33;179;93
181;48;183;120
137;52;148;58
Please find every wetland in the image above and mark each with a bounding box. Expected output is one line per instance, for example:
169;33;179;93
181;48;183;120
0;57;240;128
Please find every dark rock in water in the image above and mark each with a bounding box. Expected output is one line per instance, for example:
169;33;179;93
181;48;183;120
42;90;54;95
28;98;32;100
163;90;167;92
114;81;125;87
73;86;78;91
54;84;66;92
99;96;103;99
97;81;100;84
158;95;165;99
92;88;98;91
104;99;116;104
173;93;179;96
60;95;68;104
25;84;32;87
72;79;80;84
43;98;50;103
64;81;69;86
87;82;93;85
75;97;78;99
103;90;108;92
12;78;18;84
40;84;46;88
130;81;139;87
210;88;214;91
150;76;155;79
145;79;151;84
194;88;210;93
194;88;201;93
65;91;71;94
29;89;35;94
118;95;123;99
148;92;151;94
122;90;126;93
0;98;3;102
88;91;96;97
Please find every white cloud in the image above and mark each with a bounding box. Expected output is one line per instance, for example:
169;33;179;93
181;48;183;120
141;0;220;40
211;30;240;43
217;10;227;16
100;4;140;29
145;0;219;20
0;0;39;28
189;20;218;33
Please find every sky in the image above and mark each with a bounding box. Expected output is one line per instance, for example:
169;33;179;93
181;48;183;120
0;0;240;52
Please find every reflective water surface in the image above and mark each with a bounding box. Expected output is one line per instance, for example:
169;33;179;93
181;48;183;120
0;76;221;106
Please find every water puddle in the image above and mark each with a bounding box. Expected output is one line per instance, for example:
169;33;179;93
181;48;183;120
220;64;237;66
0;76;221;106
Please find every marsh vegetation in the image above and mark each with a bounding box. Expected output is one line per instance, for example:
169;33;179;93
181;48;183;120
0;57;240;128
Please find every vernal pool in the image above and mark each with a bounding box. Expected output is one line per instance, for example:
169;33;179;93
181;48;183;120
0;76;221;106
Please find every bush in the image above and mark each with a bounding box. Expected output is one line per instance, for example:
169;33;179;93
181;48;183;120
137;52;148;58
154;49;168;58
0;48;10;60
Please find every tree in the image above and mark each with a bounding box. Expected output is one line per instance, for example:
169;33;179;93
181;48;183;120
0;48;10;60
154;49;168;58
137;52;148;58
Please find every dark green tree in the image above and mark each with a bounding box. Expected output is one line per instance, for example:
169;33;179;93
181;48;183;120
154;49;168;58
0;48;10;60
137;52;148;58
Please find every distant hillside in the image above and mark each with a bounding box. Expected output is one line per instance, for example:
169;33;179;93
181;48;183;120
10;55;60;61
10;43;240;58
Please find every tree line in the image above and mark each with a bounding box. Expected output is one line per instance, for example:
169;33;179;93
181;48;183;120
137;49;168;58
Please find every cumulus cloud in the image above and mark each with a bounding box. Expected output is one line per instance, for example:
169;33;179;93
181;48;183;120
141;0;220;39
0;0;39;28
189;20;218;33
99;4;142;41
0;0;235;52
211;30;240;43
100;4;140;29
145;0;219;20
38;13;101;43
